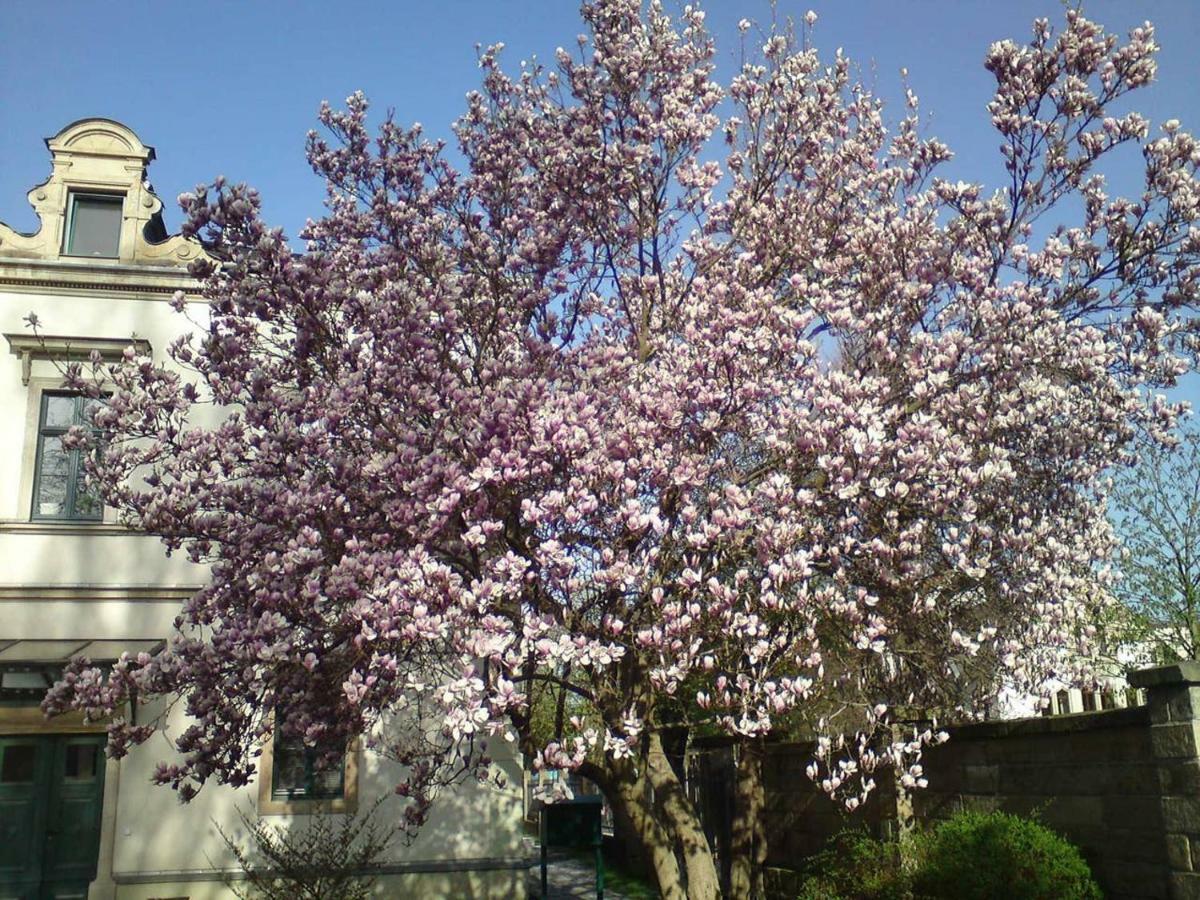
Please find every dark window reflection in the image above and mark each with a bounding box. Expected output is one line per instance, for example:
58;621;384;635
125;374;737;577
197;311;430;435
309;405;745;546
0;744;37;784
64;743;98;781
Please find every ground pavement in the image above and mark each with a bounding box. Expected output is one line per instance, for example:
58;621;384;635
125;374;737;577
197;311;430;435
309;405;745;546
524;844;631;899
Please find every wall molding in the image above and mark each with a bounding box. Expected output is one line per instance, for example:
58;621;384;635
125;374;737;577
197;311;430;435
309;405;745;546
111;857;533;884
0;584;200;602
0;706;107;735
0;521;138;536
5;333;152;385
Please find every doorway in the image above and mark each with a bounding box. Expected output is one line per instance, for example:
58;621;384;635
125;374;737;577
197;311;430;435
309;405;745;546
0;735;106;900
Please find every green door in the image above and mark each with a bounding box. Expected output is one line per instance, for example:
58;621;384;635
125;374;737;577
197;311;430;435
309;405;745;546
0;736;106;900
0;738;51;898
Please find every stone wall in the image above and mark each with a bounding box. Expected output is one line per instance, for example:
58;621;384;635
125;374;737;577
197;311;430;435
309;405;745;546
1131;662;1200;900
689;741;888;877
915;704;1162;898
688;739;893;896
686;661;1200;900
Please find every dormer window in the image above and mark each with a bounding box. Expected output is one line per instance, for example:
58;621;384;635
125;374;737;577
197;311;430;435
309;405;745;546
2;119;203;267
63;192;123;258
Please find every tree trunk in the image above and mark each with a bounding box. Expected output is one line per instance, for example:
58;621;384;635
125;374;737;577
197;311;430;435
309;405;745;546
644;731;721;900
729;739;767;900
607;768;689;900
585;731;721;900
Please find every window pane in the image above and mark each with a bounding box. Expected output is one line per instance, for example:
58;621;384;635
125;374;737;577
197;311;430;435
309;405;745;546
73;457;102;520
0;744;37;784
311;755;345;798
272;736;345;799
272;738;310;797
64;743;98;781
35;436;71;517
67;195;122;257
0;671;51;690
43;394;78;430
34;394;104;521
81;397;105;427
0;666;60;703
73;476;102;519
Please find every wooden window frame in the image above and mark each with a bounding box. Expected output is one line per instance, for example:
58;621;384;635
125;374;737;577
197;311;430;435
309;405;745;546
257;730;359;816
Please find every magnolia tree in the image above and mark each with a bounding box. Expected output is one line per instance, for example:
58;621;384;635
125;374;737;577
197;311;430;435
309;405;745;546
41;3;1200;897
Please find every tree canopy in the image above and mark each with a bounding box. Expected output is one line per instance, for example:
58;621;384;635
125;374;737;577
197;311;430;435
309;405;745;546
41;3;1200;897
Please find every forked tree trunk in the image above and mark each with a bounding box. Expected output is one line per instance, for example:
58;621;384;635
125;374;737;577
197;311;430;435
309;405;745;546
729;739;767;900
601;732;721;900
608;770;689;900
644;731;721;900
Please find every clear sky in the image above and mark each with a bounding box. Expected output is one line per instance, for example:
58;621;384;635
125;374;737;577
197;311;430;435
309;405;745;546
3;0;1198;403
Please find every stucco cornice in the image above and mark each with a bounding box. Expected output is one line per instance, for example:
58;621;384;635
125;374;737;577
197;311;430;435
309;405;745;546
0;584;201;602
0;257;200;298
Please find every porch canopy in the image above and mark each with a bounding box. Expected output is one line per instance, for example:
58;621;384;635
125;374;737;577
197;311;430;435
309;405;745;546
0;639;163;702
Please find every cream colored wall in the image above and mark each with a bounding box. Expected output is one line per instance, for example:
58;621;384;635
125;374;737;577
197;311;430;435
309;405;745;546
0;277;528;891
108;700;525;891
0;534;199;590
0;599;179;641
0;284;209;521
0;275;212;591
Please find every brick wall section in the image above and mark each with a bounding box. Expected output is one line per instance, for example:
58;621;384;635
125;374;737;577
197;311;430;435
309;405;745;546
915;704;1164;900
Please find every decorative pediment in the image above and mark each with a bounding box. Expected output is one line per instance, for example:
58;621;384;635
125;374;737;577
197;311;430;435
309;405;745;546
0;118;205;269
51;119;147;159
5;332;152;385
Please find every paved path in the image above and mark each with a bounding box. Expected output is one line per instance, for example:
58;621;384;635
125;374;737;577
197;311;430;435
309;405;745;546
525;847;631;899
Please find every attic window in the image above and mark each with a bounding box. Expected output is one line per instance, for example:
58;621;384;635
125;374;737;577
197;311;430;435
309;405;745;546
64;192;123;258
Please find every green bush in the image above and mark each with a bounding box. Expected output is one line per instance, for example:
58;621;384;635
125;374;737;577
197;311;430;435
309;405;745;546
908;810;1102;900
790;812;1102;900
793;830;908;900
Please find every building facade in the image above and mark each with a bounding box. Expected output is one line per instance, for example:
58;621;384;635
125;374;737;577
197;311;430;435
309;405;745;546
0;119;525;899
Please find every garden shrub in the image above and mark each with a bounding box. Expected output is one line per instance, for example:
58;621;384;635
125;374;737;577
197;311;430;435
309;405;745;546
793;829;909;900
908;810;1102;900
790;811;1102;900
215;797;397;900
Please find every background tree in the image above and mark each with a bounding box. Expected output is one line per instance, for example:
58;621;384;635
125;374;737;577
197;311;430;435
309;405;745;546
1111;422;1200;661
40;4;1200;898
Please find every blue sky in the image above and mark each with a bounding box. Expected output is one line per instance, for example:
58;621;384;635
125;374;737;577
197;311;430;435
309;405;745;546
3;0;1198;404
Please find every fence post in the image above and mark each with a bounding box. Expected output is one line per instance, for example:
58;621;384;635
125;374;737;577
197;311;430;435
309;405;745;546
877;725;915;853
1129;661;1200;900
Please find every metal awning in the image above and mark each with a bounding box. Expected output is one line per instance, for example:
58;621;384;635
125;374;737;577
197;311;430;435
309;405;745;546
0;639;164;702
